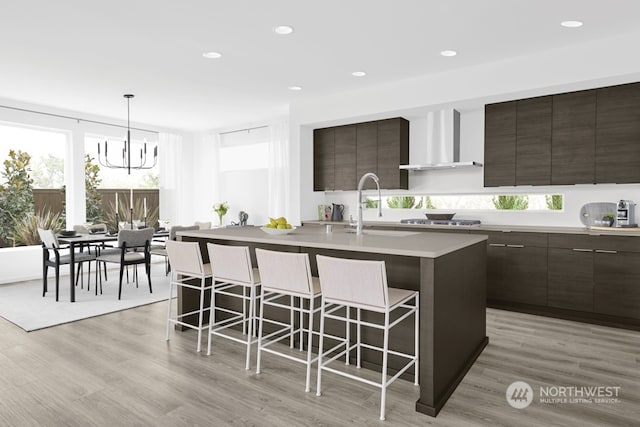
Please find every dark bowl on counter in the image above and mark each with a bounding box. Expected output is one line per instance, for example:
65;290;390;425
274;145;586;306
425;213;456;220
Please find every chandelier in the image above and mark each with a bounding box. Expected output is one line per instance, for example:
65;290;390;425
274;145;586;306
97;94;158;175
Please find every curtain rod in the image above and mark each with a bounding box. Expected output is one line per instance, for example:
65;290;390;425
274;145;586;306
219;125;268;135
0;104;159;134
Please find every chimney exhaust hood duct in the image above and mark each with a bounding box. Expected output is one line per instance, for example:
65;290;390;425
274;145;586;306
399;109;482;171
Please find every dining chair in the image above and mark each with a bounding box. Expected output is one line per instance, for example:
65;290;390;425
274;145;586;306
74;223;109;283
37;228;97;301
315;255;419;421
195;221;211;230
254;248;322;392
96;228;154;299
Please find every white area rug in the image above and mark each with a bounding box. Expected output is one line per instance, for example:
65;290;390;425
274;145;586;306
0;262;171;332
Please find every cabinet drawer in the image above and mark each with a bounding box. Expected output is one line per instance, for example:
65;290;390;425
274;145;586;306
548;233;595;250
480;231;547;247
593;235;640;253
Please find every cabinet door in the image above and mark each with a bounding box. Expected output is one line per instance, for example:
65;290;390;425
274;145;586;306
485;242;507;301
334;125;357;190
484;101;516;187
594;251;640;319
356;121;378;190
552;90;596;184
548;248;594;312
501;246;548;305
596;82;640;183
516;96;552;185
377;118;409;189
313;128;335;191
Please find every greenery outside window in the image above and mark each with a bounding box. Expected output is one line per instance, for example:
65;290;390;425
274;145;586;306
0;123;67;247
366;194;564;211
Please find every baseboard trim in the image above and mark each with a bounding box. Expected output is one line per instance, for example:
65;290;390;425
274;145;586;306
415;336;489;417
487;301;640;332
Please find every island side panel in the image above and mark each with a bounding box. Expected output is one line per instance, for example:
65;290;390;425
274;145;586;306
416;240;488;416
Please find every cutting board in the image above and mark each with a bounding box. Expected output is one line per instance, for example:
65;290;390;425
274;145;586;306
579;202;617;227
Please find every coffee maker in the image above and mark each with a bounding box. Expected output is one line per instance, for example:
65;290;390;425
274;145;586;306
615;200;637;227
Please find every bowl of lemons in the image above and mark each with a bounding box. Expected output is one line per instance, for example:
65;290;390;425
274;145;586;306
261;217;296;235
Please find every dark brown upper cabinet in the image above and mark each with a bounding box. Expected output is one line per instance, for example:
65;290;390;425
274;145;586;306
356;121;378;190
516;96;552;186
313;117;408;191
595;82;640;184
551;90;597;185
484;101;516;187
377;118;409;190
484;97;552;187
485;81;640;187
313;127;335;191
333;125;357;190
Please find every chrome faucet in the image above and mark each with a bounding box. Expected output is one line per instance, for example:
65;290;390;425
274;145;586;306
356;172;382;235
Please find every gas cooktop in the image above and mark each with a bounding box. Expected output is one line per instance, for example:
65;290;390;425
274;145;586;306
400;218;481;227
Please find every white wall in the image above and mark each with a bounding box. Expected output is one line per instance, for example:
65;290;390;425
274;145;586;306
218;169;269;226
288;29;640;227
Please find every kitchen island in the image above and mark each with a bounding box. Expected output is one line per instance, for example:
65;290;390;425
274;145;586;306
177;226;488;417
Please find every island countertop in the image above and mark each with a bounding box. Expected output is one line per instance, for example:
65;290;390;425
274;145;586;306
178;225;487;258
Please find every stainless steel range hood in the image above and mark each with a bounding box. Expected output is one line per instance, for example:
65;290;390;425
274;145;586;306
399;109;482;171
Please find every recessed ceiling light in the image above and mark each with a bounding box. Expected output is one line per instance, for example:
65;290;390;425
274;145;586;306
273;25;294;35
288;86;302;91
561;20;583;28
351;71;367;77
202;51;222;59
440;50;457;57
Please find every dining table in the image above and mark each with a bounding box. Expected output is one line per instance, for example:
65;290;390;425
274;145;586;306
57;230;169;302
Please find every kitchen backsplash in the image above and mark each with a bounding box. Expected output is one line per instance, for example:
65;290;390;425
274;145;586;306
321;184;640;228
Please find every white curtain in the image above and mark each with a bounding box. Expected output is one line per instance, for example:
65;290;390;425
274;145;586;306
268;121;290;219
158;132;183;225
208;132;221;213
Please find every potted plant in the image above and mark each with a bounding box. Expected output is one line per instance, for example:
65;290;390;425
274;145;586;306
602;213;615;227
213;201;229;226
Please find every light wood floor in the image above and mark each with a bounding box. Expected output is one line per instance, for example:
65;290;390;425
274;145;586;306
1;299;638;426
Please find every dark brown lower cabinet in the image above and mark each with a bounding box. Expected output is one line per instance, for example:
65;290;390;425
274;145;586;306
477;231;548;306
547;248;594;312
489;245;547;305
485;243;506;300
330;226;640;328
594;250;640;320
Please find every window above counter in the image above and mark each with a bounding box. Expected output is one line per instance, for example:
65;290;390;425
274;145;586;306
363;193;563;212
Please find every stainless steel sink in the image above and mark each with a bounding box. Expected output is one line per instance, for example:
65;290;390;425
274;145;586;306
346;229;420;237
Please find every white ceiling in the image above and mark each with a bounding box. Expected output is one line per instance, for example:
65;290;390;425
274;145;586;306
1;1;640;132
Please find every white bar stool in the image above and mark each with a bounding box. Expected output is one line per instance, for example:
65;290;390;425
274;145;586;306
315;255;419;421
206;243;261;370
165;240;213;352
254;248;322;392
